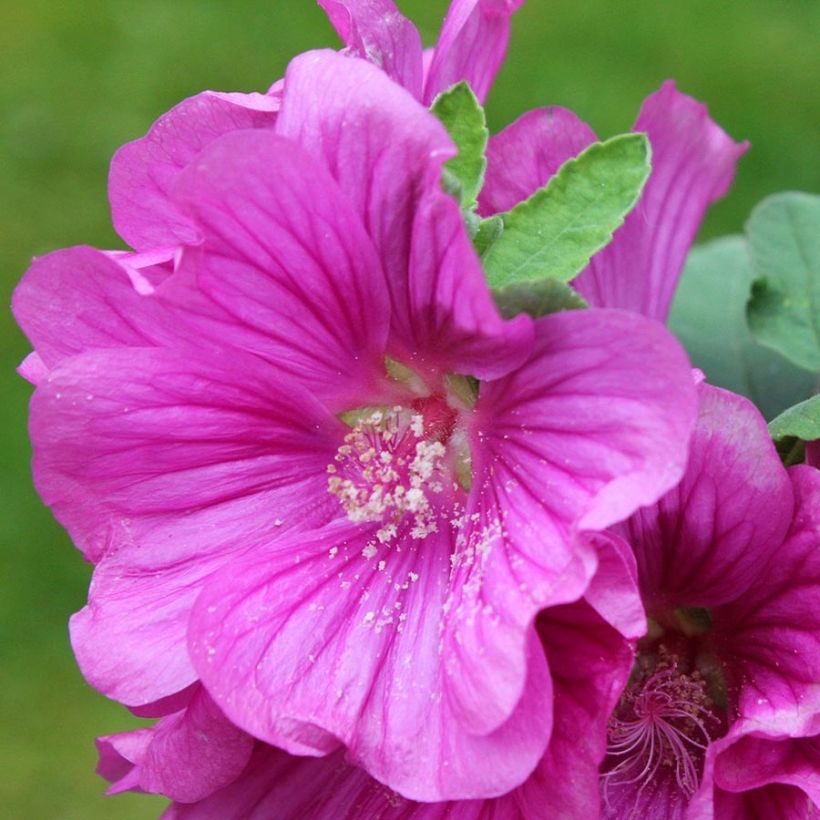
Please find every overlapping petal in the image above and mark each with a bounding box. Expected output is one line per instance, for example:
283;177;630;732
275;49;531;380
109;91;279;251
574;81;748;320
478;107;596;216
190;517;552;800
317;0;423;98
172;128;391;408
441;309;694;737
98;686;253;803
618;384;794;610
423;0;524;105
712;465;820;729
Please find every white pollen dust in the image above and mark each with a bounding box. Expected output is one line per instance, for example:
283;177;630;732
328;409;448;547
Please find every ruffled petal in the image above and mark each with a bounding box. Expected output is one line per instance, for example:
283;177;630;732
275;51;455;346
478;107;597;216
574;81;748;321
11;247;183;371
619;383;794;610
442;309;694;736
715;731;820;808
712;465;820;730
109;90;279;251
423;0;524;105
190;518;551;801
31;345;338;563
519;534;642;818
172;129;390;408
398;188;533;381
99;687;253;803
317;0;423;98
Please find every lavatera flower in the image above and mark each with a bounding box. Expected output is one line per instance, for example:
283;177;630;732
97;386;820;819
602;383;820;819
14;52;696;801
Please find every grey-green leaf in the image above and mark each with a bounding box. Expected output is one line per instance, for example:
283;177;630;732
669;236;815;420
473;215;503;256
492;278;588;320
769;394;820;442
746;192;820;373
480;132;651;289
431;82;488;210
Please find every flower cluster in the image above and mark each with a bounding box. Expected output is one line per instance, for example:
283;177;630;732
13;1;819;818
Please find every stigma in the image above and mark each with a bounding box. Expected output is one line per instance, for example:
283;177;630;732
602;648;721;811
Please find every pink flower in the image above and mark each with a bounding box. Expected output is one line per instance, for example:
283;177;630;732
100;531;647;816
112;386;819;818
478;81;749;322
14;50;697;800
601;384;820;818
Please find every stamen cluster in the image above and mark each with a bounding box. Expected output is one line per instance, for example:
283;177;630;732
327;408;448;544
603;649;719;810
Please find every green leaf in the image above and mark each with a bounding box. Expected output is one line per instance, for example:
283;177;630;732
769;394;820;442
431;82;488;210
746;192;820;373
480;133;651;289
473;215;503;256
669;236;815;420
492;278;588;320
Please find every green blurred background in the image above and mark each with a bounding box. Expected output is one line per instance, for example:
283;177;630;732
1;0;818;816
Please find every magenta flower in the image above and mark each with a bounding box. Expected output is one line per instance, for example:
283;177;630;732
478;80;749;322
14;49;696;800
601;384;820;818
99;531;647;816
116;386;820;818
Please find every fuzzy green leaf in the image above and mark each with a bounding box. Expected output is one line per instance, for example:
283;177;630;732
769;395;820;442
492;278;587;319
480;133;651;288
669;236;815;420
431;82;488;210
746;192;820;373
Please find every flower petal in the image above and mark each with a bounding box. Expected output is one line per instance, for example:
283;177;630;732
399;188;533;381
317;0;423;98
712;465;820;730
275;51;455;342
32;345;338;558
172;129;391;408
714;731;820;808
442;310;694;735
574;81;748;321
190;518;551;801
519;536;641;818
619;383;794;610
478;107;597;216
99;687;253;803
109;91;279;251
32;345;339;700
162;745;483;820
423;0;524;105
11;247;181;371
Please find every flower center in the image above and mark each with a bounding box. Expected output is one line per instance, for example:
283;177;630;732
601;645;724;812
328;392;472;546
